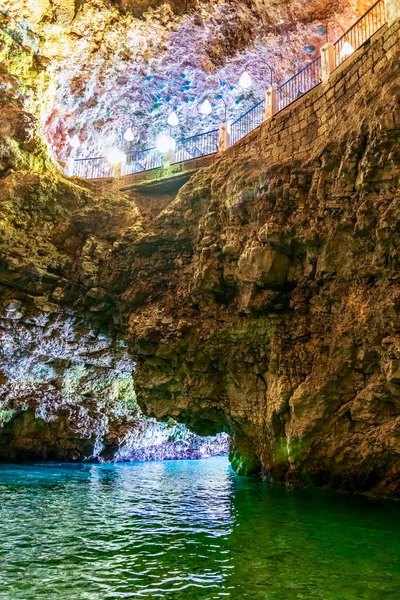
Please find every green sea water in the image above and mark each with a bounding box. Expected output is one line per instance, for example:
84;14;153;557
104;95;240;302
0;456;399;599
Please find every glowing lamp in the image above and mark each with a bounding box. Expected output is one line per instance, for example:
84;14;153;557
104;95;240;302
69;134;80;149
167;112;179;127
156;134;175;154
199;99;212;115
239;71;252;89
123;127;134;141
340;41;354;60
106;148;126;166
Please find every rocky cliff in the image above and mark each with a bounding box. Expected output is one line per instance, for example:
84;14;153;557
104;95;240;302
130;22;400;497
1;10;399;496
0;22;226;462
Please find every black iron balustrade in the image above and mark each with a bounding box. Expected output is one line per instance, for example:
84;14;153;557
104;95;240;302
173;129;219;164
66;0;388;180
230;99;265;145
73;157;114;179
277;57;322;112
334;0;386;67
122;147;163;175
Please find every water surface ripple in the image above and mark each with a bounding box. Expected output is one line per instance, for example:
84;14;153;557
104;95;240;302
0;457;399;599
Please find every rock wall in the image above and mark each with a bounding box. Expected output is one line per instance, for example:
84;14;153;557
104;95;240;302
1;14;399;496
125;21;400;497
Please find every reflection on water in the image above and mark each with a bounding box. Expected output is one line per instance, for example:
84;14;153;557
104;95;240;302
0;457;399;599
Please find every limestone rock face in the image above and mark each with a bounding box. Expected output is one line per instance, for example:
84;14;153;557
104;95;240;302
122;22;400;498
237;242;291;289
0;9;399;497
0;409;102;462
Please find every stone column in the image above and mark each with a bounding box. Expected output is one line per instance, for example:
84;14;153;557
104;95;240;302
265;86;277;120
114;155;126;178
66;156;75;177
385;0;400;25
218;122;230;152
163;148;175;167
320;42;336;81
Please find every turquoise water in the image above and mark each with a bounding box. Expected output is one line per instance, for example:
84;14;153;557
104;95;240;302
0;457;399;600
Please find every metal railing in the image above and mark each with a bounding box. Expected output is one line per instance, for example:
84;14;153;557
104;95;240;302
122;147;163;175
73;157;114;179
173;129;219;163
230;99;265;145
67;0;388;180
334;0;386;68
278;57;322;112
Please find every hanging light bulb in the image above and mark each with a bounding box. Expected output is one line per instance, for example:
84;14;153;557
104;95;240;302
340;41;354;60
167;111;179;127
69;134;80;149
105;148;126;166
239;71;252;89
199;99;212;115
123;127;134;142
156;134;174;154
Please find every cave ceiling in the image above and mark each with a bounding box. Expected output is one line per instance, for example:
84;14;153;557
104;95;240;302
1;0;369;159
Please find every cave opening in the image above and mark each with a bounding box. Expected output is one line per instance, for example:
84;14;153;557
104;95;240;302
1;0;400;597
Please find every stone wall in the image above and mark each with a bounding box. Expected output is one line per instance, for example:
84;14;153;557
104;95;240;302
227;21;397;169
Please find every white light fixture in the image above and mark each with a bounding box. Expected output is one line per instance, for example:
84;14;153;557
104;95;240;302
239;70;252;89
167;111;179;127
156;134;175;154
340;41;354;60
123;127;134;141
69;134;80;149
105;148;126;166
199;99;212;115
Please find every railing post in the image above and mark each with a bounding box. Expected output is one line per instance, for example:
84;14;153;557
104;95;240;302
121;154;127;177
66;156;75;176
320;42;335;81
264;86;277;120
163;148;175;167
384;0;400;25
218;123;230;152
113;154;126;178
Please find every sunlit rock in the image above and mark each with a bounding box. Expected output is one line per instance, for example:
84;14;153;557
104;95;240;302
0;0;399;499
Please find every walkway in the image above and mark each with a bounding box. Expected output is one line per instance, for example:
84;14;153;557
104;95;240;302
68;0;392;183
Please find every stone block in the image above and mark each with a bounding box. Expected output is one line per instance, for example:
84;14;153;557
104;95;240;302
236;242;291;289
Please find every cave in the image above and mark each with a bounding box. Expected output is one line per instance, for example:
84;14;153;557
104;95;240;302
0;0;400;597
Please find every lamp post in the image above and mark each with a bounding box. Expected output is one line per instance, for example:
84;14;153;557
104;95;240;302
200;68;254;123
199;98;212;116
318;19;345;43
69;134;80;151
167;111;179;127
238;70;252;89
240;62;274;89
123;127;134;142
265;62;274;89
